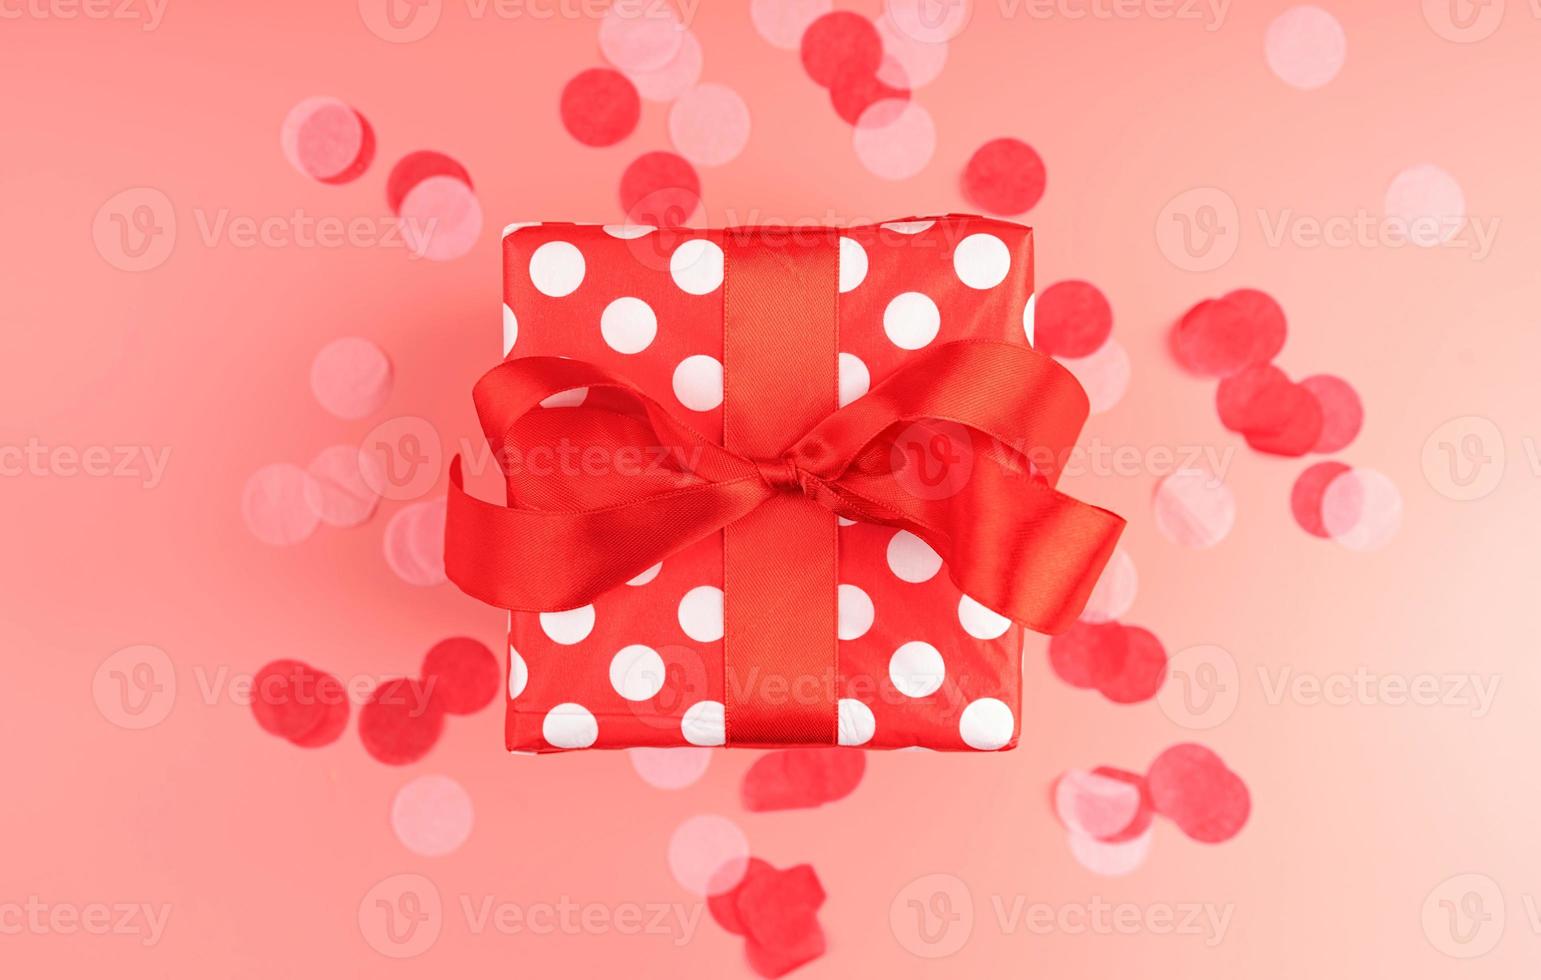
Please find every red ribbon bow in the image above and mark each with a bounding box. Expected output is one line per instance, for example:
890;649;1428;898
446;339;1123;636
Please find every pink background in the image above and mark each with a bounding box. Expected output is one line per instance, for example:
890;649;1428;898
2;0;1534;975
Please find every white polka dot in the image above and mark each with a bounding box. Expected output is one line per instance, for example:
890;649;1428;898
502;221;539;238
539;605;595;645
837;515;856;527
953;232;1011;289
838;236;868;293
837;698;875;746
886;529;942;582
678;585;724;642
627;562;663;586
610;644;667;701
543;702;599;748
880;219;935;234
603;223;656;239
884;291;941;349
540;387;588;408
889;641;945;698
529;241;586;297
958;595;1011;639
837;583;875;640
600;296;658;354
1023;294;1036;347
672;355;724;412
508;644;528;698
502;303;518;355
838;352;870;407
670;239;724;294
958;697;1014;750
682;699;725;746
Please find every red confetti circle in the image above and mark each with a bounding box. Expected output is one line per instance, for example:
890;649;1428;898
289;671;349;749
962;138;1046;216
620;151;701;228
1291;461;1352;538
708;857;773;936
1147;743;1250;844
1035;280;1113;357
251;660;326;740
560;68;642;148
1096;625;1168;704
1048;621;1127;690
800;11;882;88
1172;289;1286;377
1300;374;1363;453
386;151;471;215
359;677;444;765
1244;382;1324;457
1216;364;1293;433
742;748;866;811
420;637;500;716
828;61;910;125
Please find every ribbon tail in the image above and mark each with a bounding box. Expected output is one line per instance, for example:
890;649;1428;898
445;457;769;611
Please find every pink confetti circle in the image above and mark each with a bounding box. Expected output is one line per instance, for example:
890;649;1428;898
629;747;712;789
242;463;322;546
1290;461;1351;538
386;151;471;215
751;0;833;49
885;0;973;44
1264;6;1346;91
1385;164;1466;247
668;83;751;167
399;175;484;262
626;29;703;102
1080;548;1137;624
384;498;448;586
1153;468;1235;549
1056;339;1130;415
305;444;383;528
668;814;750;896
1067;826;1153;877
600;1;685;72
852;99;935;180
280;97;374;184
310;337;392;420
391;774;474;857
1055;769;1142;839
875;11;948;88
1323;467;1401;551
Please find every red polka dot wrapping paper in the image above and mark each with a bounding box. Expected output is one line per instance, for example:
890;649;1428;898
498;215;1038;753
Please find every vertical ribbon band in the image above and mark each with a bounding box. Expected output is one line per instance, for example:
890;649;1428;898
720;229;840;746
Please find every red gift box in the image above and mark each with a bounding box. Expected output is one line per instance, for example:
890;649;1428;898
448;215;1122;752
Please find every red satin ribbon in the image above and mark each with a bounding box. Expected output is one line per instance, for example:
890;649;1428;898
446;336;1126;741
